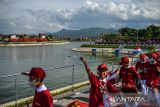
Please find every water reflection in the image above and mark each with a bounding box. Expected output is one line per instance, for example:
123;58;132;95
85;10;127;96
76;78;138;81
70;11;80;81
0;42;87;76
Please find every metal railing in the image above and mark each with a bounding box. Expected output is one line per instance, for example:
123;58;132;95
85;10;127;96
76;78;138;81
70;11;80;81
0;56;138;107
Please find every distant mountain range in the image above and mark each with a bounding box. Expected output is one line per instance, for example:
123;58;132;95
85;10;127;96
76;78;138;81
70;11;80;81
51;27;117;38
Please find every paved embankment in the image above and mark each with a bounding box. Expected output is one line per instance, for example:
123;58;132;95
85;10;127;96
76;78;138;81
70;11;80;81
0;42;69;47
72;47;139;54
54;90;89;107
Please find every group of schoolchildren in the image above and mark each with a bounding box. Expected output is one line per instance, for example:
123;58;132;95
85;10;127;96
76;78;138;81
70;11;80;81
80;51;160;107
21;51;160;107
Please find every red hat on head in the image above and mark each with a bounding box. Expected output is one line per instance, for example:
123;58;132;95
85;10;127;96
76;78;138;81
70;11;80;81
140;54;146;59
156;52;160;57
29;67;46;81
119;56;129;65
97;64;108;71
150;53;157;59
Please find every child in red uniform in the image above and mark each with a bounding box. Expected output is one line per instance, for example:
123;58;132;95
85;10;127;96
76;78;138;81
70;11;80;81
156;51;160;64
22;67;53;107
117;56;141;107
146;53;160;106
135;54;149;94
146;53;159;89
117;56;140;93
80;57;118;107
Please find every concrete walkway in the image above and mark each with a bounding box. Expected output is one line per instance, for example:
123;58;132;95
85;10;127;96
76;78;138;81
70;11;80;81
72;47;141;54
54;90;89;107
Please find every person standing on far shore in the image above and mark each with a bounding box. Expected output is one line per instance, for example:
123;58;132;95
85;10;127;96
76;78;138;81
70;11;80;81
22;67;54;107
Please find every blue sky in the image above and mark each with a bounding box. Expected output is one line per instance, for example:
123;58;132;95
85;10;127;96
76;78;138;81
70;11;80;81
0;0;160;34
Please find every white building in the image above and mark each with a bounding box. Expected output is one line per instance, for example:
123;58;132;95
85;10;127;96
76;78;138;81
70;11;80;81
11;35;17;39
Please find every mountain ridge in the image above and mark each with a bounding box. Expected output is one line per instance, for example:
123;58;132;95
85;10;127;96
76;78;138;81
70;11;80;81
51;27;117;38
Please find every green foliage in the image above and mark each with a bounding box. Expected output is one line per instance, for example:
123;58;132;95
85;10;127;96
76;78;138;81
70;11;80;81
100;25;160;41
81;44;119;48
118;27;137;37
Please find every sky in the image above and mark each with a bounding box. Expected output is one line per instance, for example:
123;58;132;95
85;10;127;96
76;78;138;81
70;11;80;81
0;0;160;34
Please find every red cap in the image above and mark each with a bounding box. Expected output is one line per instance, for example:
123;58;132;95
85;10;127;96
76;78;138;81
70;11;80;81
29;67;46;81
119;56;129;65
140;54;146;59
150;53;157;59
156;52;160;57
97;64;108;71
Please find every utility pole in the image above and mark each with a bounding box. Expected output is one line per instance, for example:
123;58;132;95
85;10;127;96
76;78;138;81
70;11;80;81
136;22;139;43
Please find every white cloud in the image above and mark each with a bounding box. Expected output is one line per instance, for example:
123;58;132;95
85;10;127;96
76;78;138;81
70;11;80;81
83;0;100;11
130;4;140;16
141;8;160;20
0;0;160;34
